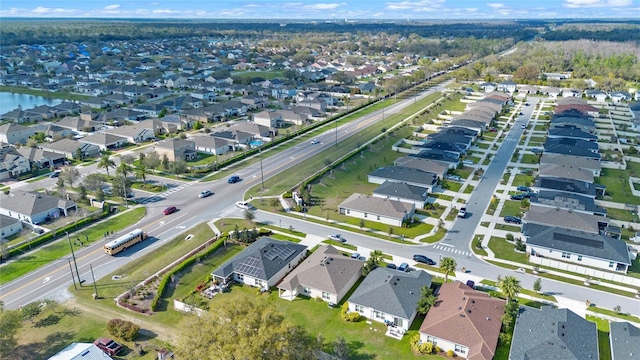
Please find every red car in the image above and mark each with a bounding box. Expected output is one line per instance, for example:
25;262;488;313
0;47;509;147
94;338;123;356
163;206;177;215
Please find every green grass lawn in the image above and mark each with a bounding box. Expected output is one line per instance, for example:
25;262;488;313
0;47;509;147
463;184;475;194
520;154;539;165
442;180;462;192
529;136;546;143
512;174;534;187
605;207;638;222
500;200;525;217
419;227;447;243
494;223;522;233
596;168;640;205
488;237;528;263
586;315;612;360
476;142;491;149
0;207;147;285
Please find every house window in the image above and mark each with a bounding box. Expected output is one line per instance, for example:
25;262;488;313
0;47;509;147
346;209;350;214
562;252;571;259
426;336;438;345
303;286;311;294
455;344;466;354
322;292;330;300
577;255;583;261
355;305;364;313
364;213;368;218
374;311;384;320
377;215;380;220
236;274;244;280
609;262;614;268
255;279;263;287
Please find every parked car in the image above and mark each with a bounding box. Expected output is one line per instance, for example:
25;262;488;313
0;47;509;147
328;234;346;242
525;102;530;106
531;148;543;154
386;263;397;269
489;127;498;132
311;139;320;145
49;171;60;178
521;124;526;129
199;190;213;198
235;201;254;210
510;194;526;200
457;207;467;218
517;186;531;192
351;252;365;260
519;112;524;115
398;262;410;272
504;216;522;224
462;159;474;165
163;206;177;215
227;175;240;183
94;338;123;356
522;192;535;198
413;254;436;265
447;175;461;181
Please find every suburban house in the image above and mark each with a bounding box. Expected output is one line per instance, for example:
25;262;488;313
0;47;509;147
609;321;640;360
497;80;517;93
543;138;600;160
533;177;604;198
78;133;129;151
278;245;363;304
153;138;197;161
393;156;453;179
0;190;77;225
0;214;23;239
0;123;36;145
372;181;429;209
106;123;156;143
192;135;234;156
529;190;607;216
539;153;601;177
15;147;65;169
38;139;101;160
509;306;599;360
211;237;307;291
524;204;613;237
522;223;632;273
368;166;438;193
0;147;31;180
419;282;505;360
47;342;112;360
253;110;285;128
338;193;415;227
538;163;595;184
54;116;101;133
347;267;432;331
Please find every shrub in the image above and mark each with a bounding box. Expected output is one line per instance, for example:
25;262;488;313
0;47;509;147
340;302;359;321
107;318;140;341
506;233;514;241
446;349;455;357
410;335;434;354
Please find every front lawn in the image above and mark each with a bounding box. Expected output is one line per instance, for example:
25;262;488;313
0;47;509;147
511;174;534;187
488;236;528;263
500;200;526;218
520;154;539;165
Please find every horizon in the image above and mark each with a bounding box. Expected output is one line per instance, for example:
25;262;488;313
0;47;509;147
1;0;639;20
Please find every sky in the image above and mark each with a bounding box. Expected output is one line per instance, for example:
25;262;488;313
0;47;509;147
0;0;639;19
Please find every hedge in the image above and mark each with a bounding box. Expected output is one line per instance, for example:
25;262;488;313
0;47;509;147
150;235;227;311
6;209;109;260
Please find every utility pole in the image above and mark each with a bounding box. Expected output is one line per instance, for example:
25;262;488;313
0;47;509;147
67;258;77;290
122;176;128;208
90;263;99;299
66;231;82;286
335;118;338;147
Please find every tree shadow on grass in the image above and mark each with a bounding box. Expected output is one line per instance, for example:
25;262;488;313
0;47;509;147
348;340;376;360
10;331;74;360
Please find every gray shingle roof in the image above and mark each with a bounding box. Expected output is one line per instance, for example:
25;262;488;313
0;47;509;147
610;321;640;360
509;306;599;360
524;204;606;234
0;190;76;216
338;193;414;219
348;267;432;319
393;156;449;176
278;245;363;296
534;177;597;197
368;166;438;188
530;190;604;214
522;223;630;265
211;237;307;281
539;163;594;183
539;153;601;173
373;181;428;202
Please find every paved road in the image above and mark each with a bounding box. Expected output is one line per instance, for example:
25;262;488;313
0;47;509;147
0;80;450;309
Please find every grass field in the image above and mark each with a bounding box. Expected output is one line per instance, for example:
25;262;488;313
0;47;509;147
586;316;612;360
488;236;528;263
0;207;147;285
597;168;640;205
520;154;539;164
500;200;525;218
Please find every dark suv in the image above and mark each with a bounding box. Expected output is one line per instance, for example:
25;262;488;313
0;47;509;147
94;338;123;356
413;254;436;265
504;216;522;224
228;175;240;183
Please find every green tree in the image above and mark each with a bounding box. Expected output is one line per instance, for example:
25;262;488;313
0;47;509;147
416;286;437;315
0;301;22;359
97;154;116;177
111;174;131;199
158;108;167;118
74;148;84;161
136;163;148;186
243;209;256;223
160;154;170;171
83;173;106;192
363;250;383;275
174;297;314;360
143;151;161;170
60;166;80;187
498;275;522;301
116;162;132;179
333;336;350;359
193;121;203;130
21;302;41;323
533;278;542;293
440;257;457;283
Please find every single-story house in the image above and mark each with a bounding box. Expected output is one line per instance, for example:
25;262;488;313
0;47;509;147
154;138;197;162
15;147;66;169
419;282;505;360
38;139;101;160
211;237;307;291
609;321;640;360
523;223;632;273
78;133;129;151
372;181;429;209
368;166;438;193
278;245;363;304
347;267;432;331
509;306;598;360
393;156;453;179
0;123;36;145
0;214;23;239
47;342;112;360
0;190;77;225
338;193;415;227
192;135;234;156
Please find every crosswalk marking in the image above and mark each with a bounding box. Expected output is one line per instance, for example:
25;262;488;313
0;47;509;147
431;244;472;257
138;182;194;204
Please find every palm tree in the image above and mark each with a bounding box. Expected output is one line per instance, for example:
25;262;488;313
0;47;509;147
137;163;147;186
440;257;457;283
498;275;522;301
97;154;115;178
116;162;132;179
369;250;383;265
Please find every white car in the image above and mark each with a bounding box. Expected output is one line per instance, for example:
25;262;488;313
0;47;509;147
328;234;346;242
198;190;212;198
521;124;526;129
462;159;474;165
311;139;320;145
235;201;254;210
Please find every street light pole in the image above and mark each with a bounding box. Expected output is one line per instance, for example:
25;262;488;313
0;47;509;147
66;231;82;286
335;118;338;147
67;258;77;291
122;176;128;208
259;147;265;191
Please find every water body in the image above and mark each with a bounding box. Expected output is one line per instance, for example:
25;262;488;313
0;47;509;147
0;92;63;113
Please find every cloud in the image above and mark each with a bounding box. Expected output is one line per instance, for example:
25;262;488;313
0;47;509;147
31;6;76;14
563;0;632;8
386;0;445;10
103;4;120;10
486;3;506;9
303;3;345;10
